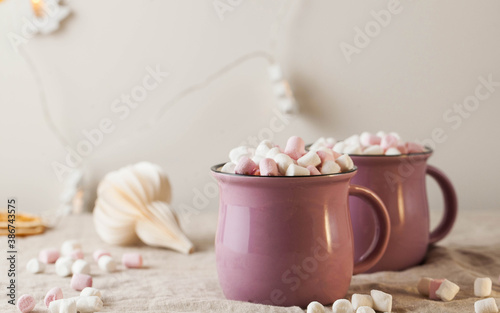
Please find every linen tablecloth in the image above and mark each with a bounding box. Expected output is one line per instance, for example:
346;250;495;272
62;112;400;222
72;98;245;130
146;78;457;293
1;210;499;312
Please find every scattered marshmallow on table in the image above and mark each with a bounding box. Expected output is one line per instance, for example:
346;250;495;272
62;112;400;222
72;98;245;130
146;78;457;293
69;249;84;260
98;255;116;272
306;301;325;313
93;250;111;262
435;279;460;302
356;307;375;313
75;296;103;312
61;240;82;256
475;277;493;297
429;278;445;300
371;290;392;312
122;253;143;268
55;256;74;277
417;277;433;296
474;297;499;313
16;294;36;313
351;294;373;310
72;259;91;275
26;258;45;273
81;287;102;298
48;298;77;313
71;273;93;291
44;287;63;307
39;248;60;264
332;299;354;313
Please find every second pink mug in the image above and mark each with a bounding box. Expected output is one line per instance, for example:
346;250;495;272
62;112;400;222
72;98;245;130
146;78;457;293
211;164;391;307
349;149;458;272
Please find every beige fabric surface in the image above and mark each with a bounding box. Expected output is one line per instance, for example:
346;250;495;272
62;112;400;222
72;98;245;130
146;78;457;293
1;210;499;313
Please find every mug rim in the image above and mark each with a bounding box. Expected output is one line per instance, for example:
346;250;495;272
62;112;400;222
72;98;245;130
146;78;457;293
211;163;357;178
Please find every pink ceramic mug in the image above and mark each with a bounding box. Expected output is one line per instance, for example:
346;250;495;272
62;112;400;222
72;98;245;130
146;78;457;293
349;149;458;272
211;164;391;307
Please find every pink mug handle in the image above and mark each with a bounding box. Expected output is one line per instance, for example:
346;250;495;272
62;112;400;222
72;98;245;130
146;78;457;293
349;185;391;274
426;165;458;244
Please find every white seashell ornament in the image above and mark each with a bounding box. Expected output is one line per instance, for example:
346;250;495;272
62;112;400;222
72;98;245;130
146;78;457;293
93;162;194;254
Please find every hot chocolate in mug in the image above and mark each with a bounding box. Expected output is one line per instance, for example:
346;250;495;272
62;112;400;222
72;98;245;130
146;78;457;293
349;149;458;272
211;164;391;307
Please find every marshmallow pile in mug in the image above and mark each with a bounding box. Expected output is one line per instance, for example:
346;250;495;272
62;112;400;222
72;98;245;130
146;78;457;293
222;136;355;177
312;131;429;156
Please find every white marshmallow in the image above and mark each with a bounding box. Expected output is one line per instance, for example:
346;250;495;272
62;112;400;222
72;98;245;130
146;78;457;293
344;144;362;155
474;298;499;313
321;160;341;174
371;290;392;312
61;240;81;256
80;287;101;299
326;137;337;147
255;140;273;157
316;146;334;156
352;294;373;310
385;147;401;156
376;131;386;138
286;164;310;176
389;132;402;142
75;296;103;312
310;137;327;150
297;151;321;168
360;132;372;147
332;299;354;313
252;155;264;165
474;277;492;297
221;162;236;174
435;279;460;302
274;153;294;175
417;277;433;296
363;145;384;155
356;307;375;313
344;134;360;146
55;256;73;277
49;298;77;313
266;147;281;159
26;258;45;274
98;255;116;272
72;259;90;275
229;146;252;164
336;154;355;171
333;142;346;154
307;301;325;313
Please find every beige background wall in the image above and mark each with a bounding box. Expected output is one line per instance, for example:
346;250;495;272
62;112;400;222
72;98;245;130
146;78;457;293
1;1;499;223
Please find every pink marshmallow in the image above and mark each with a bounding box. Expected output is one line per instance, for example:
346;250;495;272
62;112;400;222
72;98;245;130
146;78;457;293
407;142;425;154
259;158;279;176
361;134;382;146
39;248;60;264
307;165;321;175
16;294;36;313
397;143;408;154
284;136;306;160
93;250;111;262
71;273;93;291
234;156;258;175
429;278;445;300
316;150;335;163
332;150;342;159
70;249;84;260
44;287;63;308
122;253;143;268
381;134;399;150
